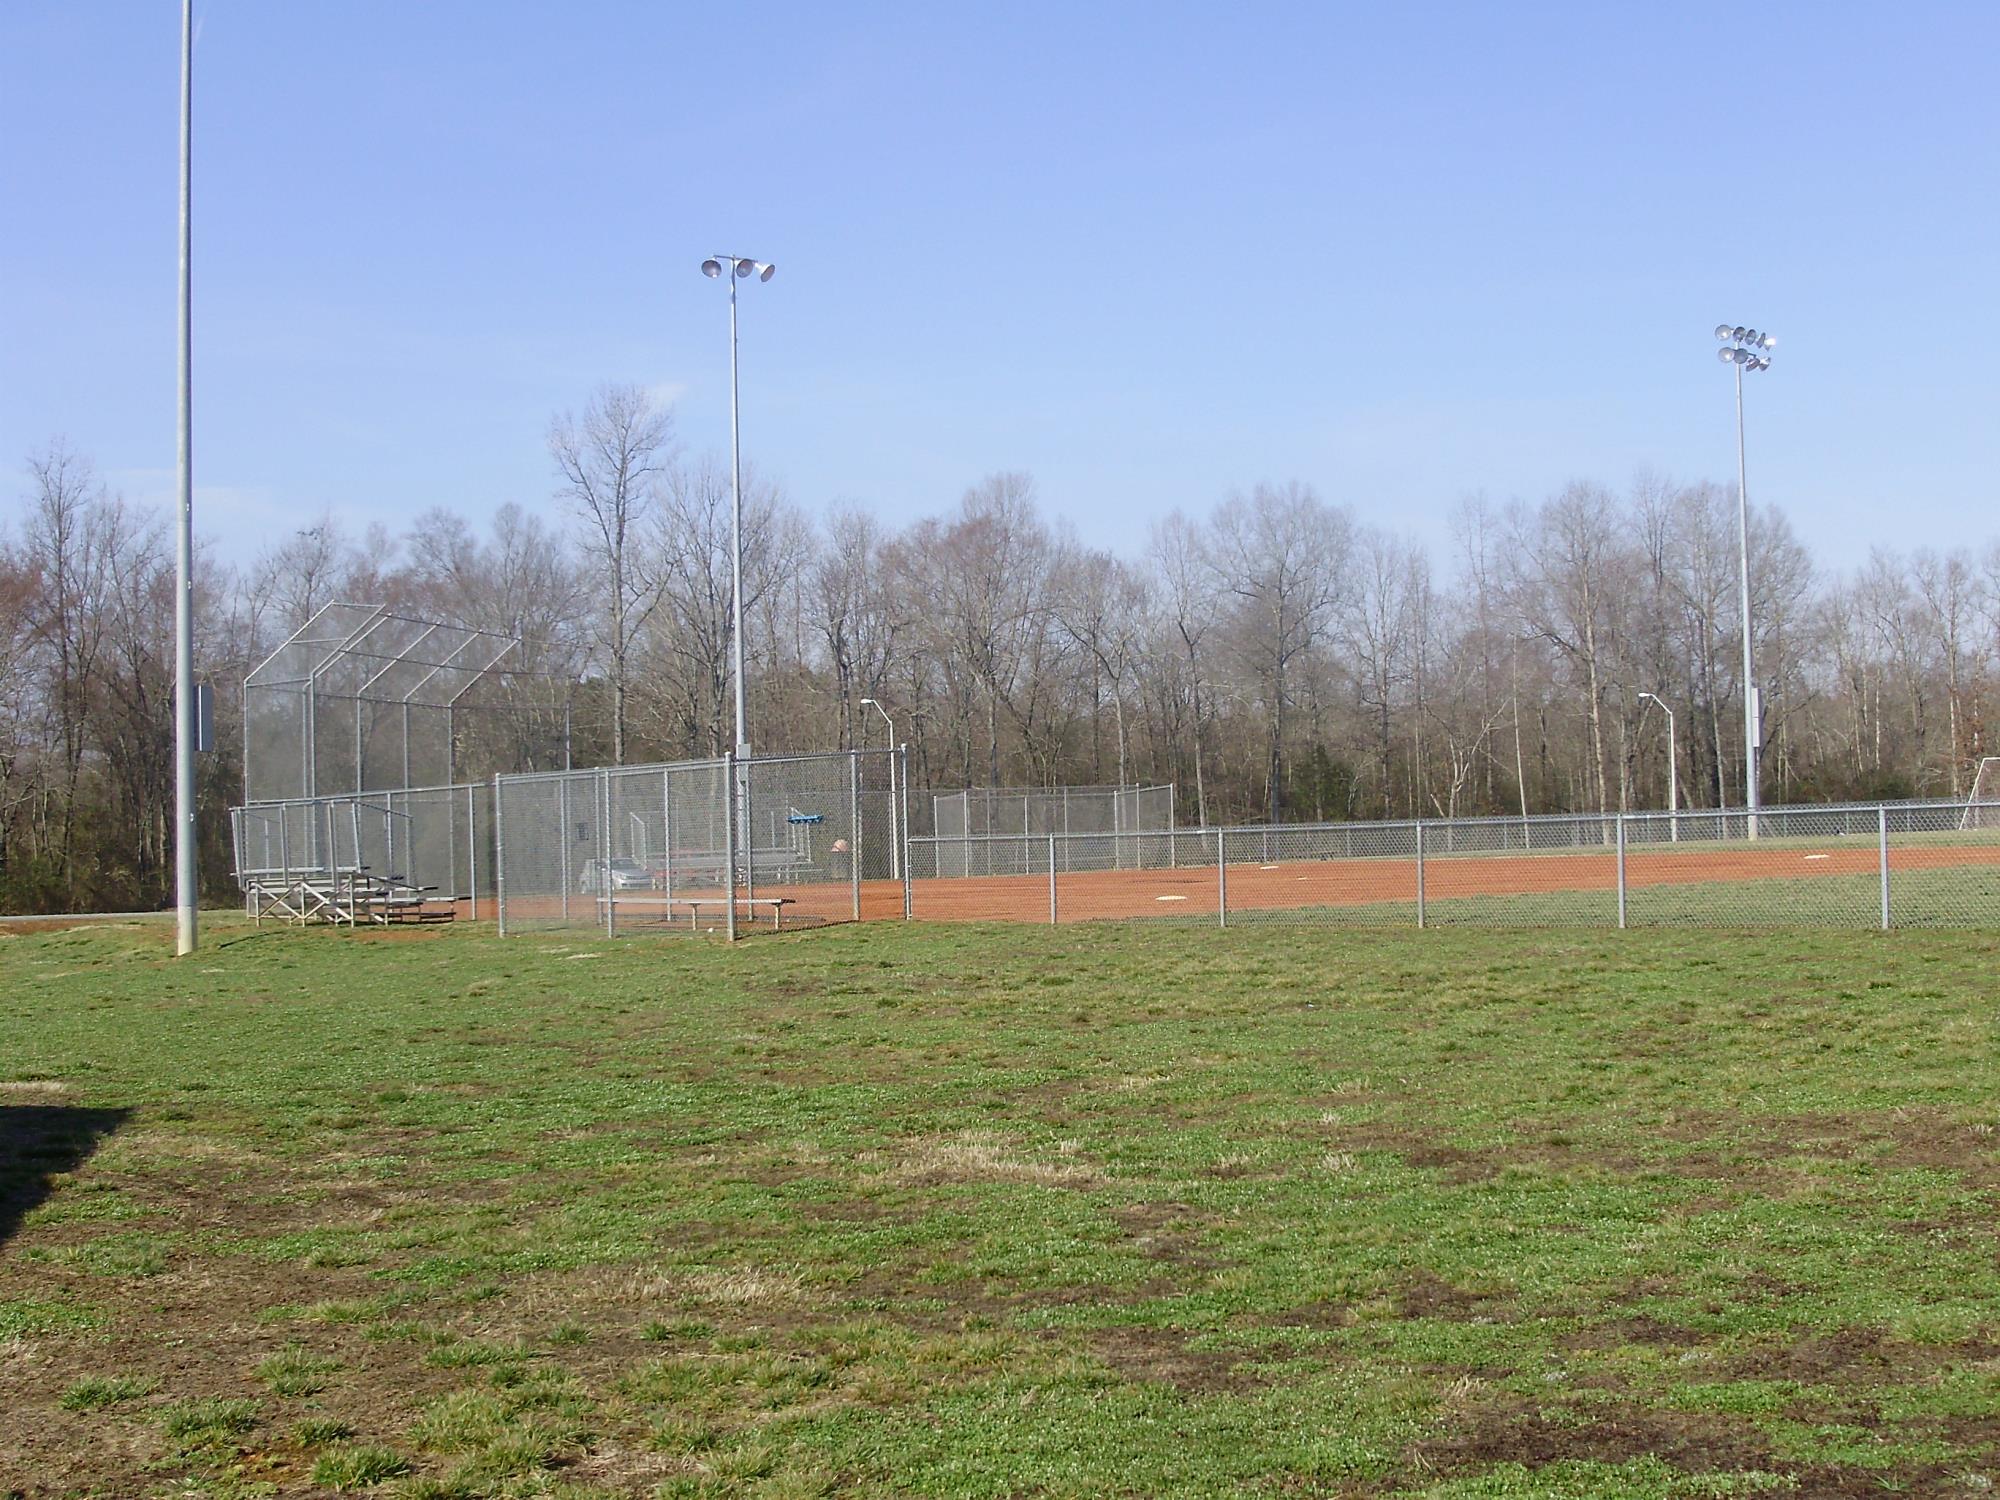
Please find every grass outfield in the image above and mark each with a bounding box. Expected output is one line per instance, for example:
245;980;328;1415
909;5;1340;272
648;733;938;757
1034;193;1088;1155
1215;863;2000;929
2;923;1998;1497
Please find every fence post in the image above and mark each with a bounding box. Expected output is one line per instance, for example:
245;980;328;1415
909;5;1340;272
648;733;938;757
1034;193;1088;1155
559;776;571;922
1879;805;1891;931
850;750;862;921
1416;822;1426;929
899;744;913;920
1048;835;1059;925
602;771;615;938
723;753;738;943
742;757;756;907
1217;828;1228;928
467;783;478;921
1616;813;1628;930
494;775;507;937
886;745;900;883
662;767;674;901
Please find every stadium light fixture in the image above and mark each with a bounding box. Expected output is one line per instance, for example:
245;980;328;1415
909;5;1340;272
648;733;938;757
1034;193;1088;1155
700;254;777;761
1714;321;1777;836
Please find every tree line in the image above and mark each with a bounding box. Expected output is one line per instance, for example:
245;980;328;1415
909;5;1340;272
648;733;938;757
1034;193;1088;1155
5;383;1997;911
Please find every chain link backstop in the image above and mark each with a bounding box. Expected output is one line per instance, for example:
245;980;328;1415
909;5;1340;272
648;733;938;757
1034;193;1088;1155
495;748;908;938
930;784;1174;876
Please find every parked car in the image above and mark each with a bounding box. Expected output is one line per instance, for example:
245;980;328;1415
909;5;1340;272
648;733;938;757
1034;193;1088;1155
579;857;651;894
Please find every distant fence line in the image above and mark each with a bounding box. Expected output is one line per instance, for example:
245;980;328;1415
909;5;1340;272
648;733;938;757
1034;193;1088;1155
228;782;2000;935
907;797;2000;930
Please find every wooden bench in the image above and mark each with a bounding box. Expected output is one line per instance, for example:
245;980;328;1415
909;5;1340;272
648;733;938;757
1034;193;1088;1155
610;894;796;931
650;848;809;886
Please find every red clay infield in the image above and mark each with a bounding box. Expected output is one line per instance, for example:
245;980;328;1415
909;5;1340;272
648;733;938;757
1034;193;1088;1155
510;839;2000;930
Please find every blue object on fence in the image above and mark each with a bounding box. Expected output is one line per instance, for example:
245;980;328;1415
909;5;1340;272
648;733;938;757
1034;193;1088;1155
787;812;824;825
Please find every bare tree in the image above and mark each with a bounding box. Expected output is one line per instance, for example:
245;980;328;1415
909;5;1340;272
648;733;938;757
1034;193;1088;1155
1209;481;1352;823
250;512;355;636
550;383;676;764
1508;483;1634;816
1054;546;1144;786
1149;510;1218;824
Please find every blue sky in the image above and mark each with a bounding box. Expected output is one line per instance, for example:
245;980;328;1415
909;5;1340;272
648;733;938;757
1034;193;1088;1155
3;2;1995;570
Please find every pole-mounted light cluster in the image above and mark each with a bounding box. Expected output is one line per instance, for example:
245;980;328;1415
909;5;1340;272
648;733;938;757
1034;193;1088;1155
700;253;775;761
703;257;775;282
1715;323;1775;371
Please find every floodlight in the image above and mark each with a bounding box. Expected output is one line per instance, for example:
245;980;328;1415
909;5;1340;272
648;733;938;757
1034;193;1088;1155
1718;346;1736;364
1744;329;1760;346
700;249;780;764
1732;326;1746;340
1716;324;1734;340
1760;333;1776;348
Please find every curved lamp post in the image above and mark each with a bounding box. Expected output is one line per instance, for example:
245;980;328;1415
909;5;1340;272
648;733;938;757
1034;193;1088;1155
859;697;899;880
1637;691;1678;842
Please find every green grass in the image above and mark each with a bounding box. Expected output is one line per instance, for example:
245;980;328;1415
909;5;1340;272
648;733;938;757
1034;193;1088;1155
310;1442;411;1488
59;1372;157;1411
258;1342;343;1395
293;1415;357;1446
3;918;1999;1495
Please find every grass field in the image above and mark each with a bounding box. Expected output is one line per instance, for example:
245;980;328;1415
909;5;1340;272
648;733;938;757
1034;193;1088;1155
4;919;1999;1497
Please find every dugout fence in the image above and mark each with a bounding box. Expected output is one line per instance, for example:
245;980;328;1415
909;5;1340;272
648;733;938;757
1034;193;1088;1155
494;747;909;938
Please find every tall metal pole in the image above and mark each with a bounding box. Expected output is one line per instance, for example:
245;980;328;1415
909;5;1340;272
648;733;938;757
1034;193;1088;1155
173;0;198;956
1664;702;1678;843
1734;358;1759;839
729;272;747;760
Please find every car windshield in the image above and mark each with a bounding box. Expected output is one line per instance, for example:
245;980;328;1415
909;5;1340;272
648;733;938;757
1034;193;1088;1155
607;859;644;872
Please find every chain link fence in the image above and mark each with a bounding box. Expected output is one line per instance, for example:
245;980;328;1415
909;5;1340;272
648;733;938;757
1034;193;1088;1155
930;784;1174;876
230;782;495;919
495;748;908;938
231;785;1999;934
906;797;2000;930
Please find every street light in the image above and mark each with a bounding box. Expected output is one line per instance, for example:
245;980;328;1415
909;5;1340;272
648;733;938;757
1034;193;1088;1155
1715;321;1775;837
701;256;776;760
173;0;197;954
859;697;899;880
1637;692;1678;842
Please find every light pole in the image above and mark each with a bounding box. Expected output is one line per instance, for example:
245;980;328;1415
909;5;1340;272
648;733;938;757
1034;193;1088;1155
701;255;775;760
174;0;197;955
860;697;898;880
1715;322;1774;838
1638;692;1678;842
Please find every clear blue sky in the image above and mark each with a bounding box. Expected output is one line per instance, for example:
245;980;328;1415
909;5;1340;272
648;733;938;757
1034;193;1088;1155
3;2;1995;570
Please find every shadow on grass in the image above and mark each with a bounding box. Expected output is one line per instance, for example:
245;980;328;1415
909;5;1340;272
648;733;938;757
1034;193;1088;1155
1;1105;130;1247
